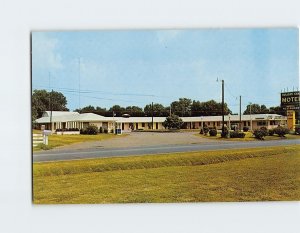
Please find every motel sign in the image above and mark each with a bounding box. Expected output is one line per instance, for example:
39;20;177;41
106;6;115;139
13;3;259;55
281;91;300;110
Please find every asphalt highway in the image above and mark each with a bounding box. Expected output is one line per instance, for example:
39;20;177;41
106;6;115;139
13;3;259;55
33;139;300;162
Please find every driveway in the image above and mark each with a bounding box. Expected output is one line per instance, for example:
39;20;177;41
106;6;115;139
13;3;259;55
45;131;217;152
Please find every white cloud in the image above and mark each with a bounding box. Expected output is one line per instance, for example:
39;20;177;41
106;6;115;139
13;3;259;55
156;30;182;44
32;33;63;70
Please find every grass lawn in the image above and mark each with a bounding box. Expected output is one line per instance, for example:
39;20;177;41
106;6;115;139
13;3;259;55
33;145;300;203
33;133;125;151
195;132;300;141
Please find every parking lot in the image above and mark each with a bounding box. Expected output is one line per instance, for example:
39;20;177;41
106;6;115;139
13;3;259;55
47;131;216;151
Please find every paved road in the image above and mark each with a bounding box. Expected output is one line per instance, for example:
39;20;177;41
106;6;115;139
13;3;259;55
33;139;300;162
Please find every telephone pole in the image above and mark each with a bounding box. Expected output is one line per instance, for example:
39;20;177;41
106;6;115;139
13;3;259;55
78;57;81;110
151;102;154;129
221;80;225;135
239;95;242;131
249;102;252;131
50;89;53;131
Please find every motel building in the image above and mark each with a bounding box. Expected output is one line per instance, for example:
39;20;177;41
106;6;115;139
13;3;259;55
35;111;287;133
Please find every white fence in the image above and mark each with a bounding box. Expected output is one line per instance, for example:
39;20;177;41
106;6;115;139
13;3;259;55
33;133;49;147
33;134;43;147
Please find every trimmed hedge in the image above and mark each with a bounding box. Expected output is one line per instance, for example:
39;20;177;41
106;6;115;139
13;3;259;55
80;125;98;135
56;128;79;132
273;126;289;137
268;129;274;136
221;127;229;138
209;129;217;136
230;131;246;138
203;126;209;135
243;126;249;132
253;129;268;140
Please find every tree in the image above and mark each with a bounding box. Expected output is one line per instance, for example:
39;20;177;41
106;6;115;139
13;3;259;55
191;100;231;116
95;106;108;116
108;105;125;117
75;105;96;113
171;98;192;117
32;89;68;121
124;106;144;117
243;104;271;114
269;106;285;116
162;114;183;129
144;103;169;117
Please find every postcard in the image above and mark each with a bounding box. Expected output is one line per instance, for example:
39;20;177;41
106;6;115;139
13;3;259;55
32;28;300;204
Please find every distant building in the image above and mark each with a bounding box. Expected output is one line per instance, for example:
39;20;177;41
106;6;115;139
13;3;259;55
35;111;287;133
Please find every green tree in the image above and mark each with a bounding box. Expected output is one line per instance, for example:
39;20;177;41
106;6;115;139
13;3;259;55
75;105;96;113
144;103;169;117
171;98;192;117
95;106;108;116
32;89;68;121
269;106;285;115
124;106;144;117
191;100;231;116
108;105;125;117
243;104;271;114
162;114;183;129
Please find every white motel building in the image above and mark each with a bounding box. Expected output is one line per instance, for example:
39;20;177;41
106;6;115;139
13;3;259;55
35;111;287;133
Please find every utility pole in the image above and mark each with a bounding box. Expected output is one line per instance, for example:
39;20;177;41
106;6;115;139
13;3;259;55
48;72;51;110
239;95;242;131
78;57;81;110
221;80;225;135
50;89;53;131
249;102;252;131
151;102;154;129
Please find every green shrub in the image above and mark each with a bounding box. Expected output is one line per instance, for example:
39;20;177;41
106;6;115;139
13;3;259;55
104;129;108;134
203;126;209;135
162;114;183;129
80;125;98;135
260;127;268;133
268;129;274;136
253;129;268;140
243;126;249;132
209;128;217;136
230;131;246;138
221;127;229;138
199;128;204;134
273;126;289;137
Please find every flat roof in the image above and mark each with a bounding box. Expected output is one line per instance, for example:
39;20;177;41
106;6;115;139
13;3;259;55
35;111;286;124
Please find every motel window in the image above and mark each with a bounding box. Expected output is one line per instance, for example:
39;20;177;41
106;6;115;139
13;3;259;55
207;122;210;126
142;123;145;127
257;121;267;126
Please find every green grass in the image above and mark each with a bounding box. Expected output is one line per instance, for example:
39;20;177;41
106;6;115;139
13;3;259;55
33;145;300;203
196;132;300;141
33;133;125;151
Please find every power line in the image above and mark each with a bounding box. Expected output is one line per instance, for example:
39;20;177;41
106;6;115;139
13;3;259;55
32;85;168;98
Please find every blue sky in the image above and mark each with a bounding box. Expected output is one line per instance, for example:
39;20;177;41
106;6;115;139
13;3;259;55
32;29;299;113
